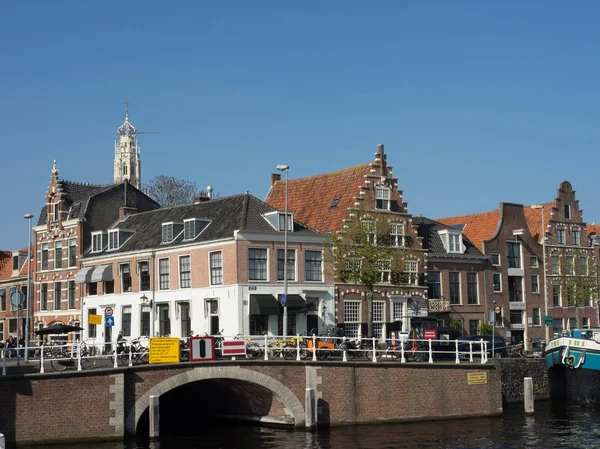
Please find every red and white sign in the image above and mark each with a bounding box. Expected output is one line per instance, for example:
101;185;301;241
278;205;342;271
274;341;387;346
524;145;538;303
104;307;113;317
424;329;437;340
223;340;246;357
190;336;214;362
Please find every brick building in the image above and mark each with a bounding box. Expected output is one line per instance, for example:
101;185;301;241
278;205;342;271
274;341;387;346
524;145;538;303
438;181;599;348
0;249;32;342
266;144;427;338
78;193;333;348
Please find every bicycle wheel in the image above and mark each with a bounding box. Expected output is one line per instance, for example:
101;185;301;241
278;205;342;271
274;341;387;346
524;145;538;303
139;348;149;364
119;350;130;366
282;344;298;360
246;342;262;359
51;357;72;371
81;357;96;370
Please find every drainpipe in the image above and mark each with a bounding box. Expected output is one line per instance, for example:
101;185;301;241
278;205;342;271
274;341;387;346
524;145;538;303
151;251;156;337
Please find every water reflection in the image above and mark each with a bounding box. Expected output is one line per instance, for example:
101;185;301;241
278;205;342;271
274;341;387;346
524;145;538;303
13;401;600;449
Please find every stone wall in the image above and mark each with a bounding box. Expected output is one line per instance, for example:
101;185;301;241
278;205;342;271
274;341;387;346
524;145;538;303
497;359;549;403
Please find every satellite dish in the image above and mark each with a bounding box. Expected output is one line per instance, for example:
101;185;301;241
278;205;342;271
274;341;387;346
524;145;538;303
10;290;25;309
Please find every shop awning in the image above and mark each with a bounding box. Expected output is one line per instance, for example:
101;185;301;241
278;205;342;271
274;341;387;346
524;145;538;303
91;264;113;283
249;294;280;315
284;294;306;312
75;267;94;284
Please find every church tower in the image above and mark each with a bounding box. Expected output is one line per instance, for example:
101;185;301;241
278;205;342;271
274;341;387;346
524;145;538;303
114;102;141;189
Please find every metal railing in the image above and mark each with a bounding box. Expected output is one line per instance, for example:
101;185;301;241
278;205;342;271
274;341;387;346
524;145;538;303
1;334;492;375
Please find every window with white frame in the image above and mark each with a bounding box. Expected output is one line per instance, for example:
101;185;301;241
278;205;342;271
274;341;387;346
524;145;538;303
159;258;169;290
68;281;76;309
120;263;132;292
531;275;539;293
377;260;391;283
372;301;385;338
54;282;61;310
564;204;571;220
507;242;521;268
41;243;48;270
162;223;174;243
532;307;541;326
92;233;103;253
305;250;322;282
138;261;150;291
362;220;376;244
449;234;461;253
552;284;561;306
467;272;478;305
390;223;405;247
122;306;132;336
344;301;361;338
551;255;560;274
572;230;580;246
375;186;390;210
493;273;501;292
577;256;588;275
583;317;590;329
210;251;223;285
552;318;563;334
566;256;574;275
68;238;77;267
557;229;565;245
40;283;48;310
449;272;460;304
530;256;538;268
179;256;191;288
277;248;296;281
180;302;191;337
183;219;198;240
278;213;292;232
428;271;441;299
491;253;500;266
392;302;403;321
404;260;418;285
469;320;480;336
55;241;63;268
248;248;268;281
569;317;577;330
108;230;119;250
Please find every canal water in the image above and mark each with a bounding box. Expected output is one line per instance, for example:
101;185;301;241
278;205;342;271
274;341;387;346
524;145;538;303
14;401;600;449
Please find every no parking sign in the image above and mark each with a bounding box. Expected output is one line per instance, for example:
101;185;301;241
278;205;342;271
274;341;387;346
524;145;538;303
190;336;215;361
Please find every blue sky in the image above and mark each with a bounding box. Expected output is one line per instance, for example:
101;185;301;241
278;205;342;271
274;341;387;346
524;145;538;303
2;1;600;249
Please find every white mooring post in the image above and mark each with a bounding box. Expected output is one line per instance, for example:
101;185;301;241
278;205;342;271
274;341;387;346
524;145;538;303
149;395;160;439
2;348;6;376
40;346;45;374
305;388;316;429
524;377;534;414
372;337;377;363
113;342;118;368
0;432;5;449
455;339;460;364
312;334;317;362
263;334;269;361
296;334;301;361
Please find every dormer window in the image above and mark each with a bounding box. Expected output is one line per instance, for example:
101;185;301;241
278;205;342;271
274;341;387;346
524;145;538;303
278;213;292;232
108;230;119;250
183;218;209;241
375;187;390;210
263;211;294;232
438;230;463;254
12;255;19;271
162;223;174;243
330;197;340;209
91;232;107;253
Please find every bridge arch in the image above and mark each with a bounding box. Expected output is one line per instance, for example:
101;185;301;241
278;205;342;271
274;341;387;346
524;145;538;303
125;366;305;435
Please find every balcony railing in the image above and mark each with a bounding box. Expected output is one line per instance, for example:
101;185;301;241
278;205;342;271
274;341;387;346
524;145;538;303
428;298;451;312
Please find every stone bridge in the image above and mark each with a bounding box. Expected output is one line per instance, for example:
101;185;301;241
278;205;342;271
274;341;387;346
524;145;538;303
0;360;502;445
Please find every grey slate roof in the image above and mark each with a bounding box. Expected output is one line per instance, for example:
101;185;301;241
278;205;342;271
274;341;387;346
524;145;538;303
413;216;485;260
37;181;113;225
83;193;321;257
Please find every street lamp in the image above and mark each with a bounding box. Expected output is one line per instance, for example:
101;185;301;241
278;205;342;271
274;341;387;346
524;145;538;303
140;294;154;337
276;164;289;337
531;205;550;342
24;213;33;363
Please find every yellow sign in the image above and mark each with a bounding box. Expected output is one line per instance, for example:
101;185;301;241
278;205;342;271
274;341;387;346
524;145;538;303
89;314;102;325
467;372;488;385
149;338;180;364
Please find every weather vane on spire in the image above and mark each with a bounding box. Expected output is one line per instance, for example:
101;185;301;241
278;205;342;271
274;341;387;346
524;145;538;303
124;98;130;120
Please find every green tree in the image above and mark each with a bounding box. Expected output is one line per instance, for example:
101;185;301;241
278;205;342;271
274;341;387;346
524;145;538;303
324;211;422;337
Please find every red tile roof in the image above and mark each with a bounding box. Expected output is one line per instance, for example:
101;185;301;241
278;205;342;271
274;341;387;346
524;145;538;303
266;164;372;233
18;247;34;277
437;203;554;252
587;223;600;236
0;251;12;280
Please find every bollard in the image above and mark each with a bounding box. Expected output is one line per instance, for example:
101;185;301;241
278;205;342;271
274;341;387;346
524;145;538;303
455;339;460;364
372;337;377;363
77;341;82;371
312;334;317;361
0;432;5;449
401;343;406;364
263;334;269;361
40;346;45;374
342;348;347;362
296;334;301;361
129;342;133;366
305;388;316;429
113;342;118;369
149;395;160;439
524;377;534;414
428;339;433;364
469;341;474;363
1;348;6;376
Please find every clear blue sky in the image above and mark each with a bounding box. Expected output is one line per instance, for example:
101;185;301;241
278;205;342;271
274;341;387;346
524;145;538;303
2;1;600;249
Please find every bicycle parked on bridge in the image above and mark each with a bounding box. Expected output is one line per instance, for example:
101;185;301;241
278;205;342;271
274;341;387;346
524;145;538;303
48;342;96;371
118;338;149;365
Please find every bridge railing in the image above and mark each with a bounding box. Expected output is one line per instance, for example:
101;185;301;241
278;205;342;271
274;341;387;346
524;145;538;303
1;334;489;375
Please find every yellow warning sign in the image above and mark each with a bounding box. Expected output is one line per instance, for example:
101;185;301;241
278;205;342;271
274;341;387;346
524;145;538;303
467;372;488;385
149;338;180;364
88;314;102;325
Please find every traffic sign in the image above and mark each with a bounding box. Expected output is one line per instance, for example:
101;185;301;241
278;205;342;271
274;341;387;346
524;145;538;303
190;336;215;361
105;316;115;327
424;329;437;340
494;306;501;314
89;314;102;325
281;294;287;307
544;315;553;325
223;340;246;357
149;338;180;364
105;307;114;317
10;290;25;309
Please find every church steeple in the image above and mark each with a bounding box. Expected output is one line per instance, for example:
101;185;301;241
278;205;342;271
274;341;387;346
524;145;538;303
114;99;141;189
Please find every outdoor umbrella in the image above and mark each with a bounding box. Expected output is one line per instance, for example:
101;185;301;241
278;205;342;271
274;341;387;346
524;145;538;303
34;324;84;335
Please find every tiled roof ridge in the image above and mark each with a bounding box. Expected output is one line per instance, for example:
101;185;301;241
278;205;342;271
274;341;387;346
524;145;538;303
282;163;371;183
436;208;500;223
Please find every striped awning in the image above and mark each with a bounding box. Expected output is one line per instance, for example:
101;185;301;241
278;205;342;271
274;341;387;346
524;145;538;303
90;265;113;283
75;267;94;284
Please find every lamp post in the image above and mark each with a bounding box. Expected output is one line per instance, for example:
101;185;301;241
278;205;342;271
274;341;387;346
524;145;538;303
531;205;550;342
24;213;33;363
140;294;153;337
276;164;289;337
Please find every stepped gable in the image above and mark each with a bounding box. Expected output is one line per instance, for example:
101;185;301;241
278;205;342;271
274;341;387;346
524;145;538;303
413;216;485;259
84;193;319;256
266;164;372;233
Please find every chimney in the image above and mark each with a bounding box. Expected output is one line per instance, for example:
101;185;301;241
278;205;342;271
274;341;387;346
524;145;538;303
194;194;210;204
271;173;281;186
207;185;213;200
119;206;138;220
